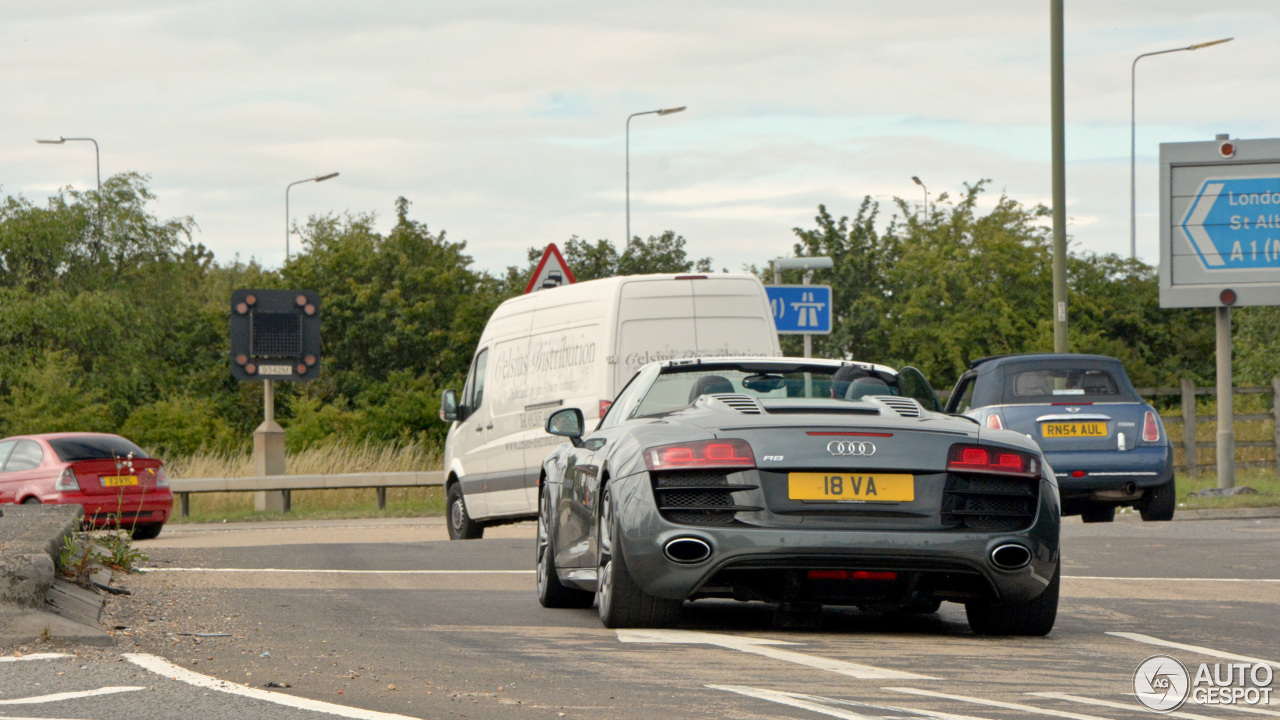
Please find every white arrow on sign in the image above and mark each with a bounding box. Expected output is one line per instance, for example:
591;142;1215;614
617;629;936;680
1182;182;1226;267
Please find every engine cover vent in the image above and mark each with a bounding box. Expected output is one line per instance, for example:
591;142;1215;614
710;393;764;414
867;396;924;418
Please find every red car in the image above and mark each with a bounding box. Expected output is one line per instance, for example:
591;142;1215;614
0;432;173;540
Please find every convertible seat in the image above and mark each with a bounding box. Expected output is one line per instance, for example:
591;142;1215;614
688;375;736;403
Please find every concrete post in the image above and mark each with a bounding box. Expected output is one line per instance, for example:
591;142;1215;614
253;379;288;512
1215;306;1234;489
1273;377;1280;479
1181;378;1197;477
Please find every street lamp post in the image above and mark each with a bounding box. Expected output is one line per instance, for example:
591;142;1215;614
626;106;686;248
36;136;100;195
1130;37;1233;259
911;176;929;224
285;172;340;260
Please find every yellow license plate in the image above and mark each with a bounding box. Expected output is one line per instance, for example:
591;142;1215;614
787;473;914;502
1042;422;1107;438
101;475;138;487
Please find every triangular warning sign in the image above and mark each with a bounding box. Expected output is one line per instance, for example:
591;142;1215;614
524;243;577;294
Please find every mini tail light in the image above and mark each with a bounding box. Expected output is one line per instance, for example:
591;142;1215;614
599;399;613;418
947;444;1039;478
985;413;1004;430
54;467;80;492
1142;411;1161;443
807;570;898;581
155;467;169;488
645;438;755;471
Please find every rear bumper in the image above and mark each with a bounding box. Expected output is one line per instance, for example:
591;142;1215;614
1046;445;1173;495
611;471;1061;604
39;491;173;526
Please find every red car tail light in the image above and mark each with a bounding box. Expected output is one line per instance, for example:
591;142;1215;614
54;467;80;492
645;438;755;472
947;444;1039;478
1142;411;1161;443
599;399;613;418
807;570;898;581
985;413;1004;430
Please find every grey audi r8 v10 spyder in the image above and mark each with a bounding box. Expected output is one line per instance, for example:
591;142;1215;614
536;358;1061;636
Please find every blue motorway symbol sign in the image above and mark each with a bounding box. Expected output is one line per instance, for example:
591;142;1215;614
766;285;832;334
1182;177;1280;270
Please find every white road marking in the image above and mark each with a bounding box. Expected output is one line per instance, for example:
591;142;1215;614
884;687;1117;720
0;686;145;704
140;567;534;574
0;653;71;663
1030;691;1280;719
617;629;936;680
1068;576;1280;583
710;685;995;720
123;653;424;720
1107;632;1280;671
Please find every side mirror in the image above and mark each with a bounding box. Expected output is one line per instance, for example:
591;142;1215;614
440;389;459;422
545;408;585;439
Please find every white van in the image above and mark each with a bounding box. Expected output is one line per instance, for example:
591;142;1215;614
438;273;781;539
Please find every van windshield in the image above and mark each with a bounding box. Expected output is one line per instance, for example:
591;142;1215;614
632;365;900;418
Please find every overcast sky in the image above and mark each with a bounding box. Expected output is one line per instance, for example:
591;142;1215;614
2;1;1273;275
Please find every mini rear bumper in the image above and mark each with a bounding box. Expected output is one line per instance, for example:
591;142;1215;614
1046;445;1173;495
610;471;1061;605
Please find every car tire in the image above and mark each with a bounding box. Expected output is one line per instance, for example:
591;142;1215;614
536;491;594;609
130;524;163;541
21;497;41;505
1139;478;1176;522
1080;506;1115;523
446;483;484;540
596;488;681;629
965;560;1059;636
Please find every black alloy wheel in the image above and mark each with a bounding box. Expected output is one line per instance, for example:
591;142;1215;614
446;483;483;540
1080;505;1116;523
1138;478;1177;522
965;559;1059;636
130;524;163;541
595;487;681;628
536;490;593;608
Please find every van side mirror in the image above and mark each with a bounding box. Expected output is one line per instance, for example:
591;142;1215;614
545;408;585;439
440;389;459;422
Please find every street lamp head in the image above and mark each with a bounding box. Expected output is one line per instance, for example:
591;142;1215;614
1189;37;1233;51
35;137;66;144
315;172;339;182
656;106;687;116
912;176;924;187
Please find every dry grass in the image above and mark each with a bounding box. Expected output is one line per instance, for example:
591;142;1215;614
168;441;446;524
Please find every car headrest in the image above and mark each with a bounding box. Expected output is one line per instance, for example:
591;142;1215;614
845;377;891;400
688;375;736;403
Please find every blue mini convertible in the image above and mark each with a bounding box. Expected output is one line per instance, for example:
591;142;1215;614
944;353;1175;523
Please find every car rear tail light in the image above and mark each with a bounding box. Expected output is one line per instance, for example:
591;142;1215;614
155;467;169;488
807;570;898;581
645;438;755;471
985;413;1004;430
599;400;613;418
947;444;1039;478
54;467;80;492
1142;411;1161;443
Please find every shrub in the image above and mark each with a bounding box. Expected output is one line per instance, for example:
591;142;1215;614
121;395;239;456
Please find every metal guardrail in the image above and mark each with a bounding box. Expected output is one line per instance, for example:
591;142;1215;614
169;471;445;517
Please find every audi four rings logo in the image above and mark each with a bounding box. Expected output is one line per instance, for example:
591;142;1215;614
826;440;877;456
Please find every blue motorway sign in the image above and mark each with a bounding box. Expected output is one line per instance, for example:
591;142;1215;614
1181;177;1280;270
766;285;832;334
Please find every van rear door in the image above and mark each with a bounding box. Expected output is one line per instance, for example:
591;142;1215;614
690;276;779;360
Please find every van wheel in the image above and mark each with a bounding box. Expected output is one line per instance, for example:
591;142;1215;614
1080;506;1115;523
447;483;483;540
1139;478;1176;522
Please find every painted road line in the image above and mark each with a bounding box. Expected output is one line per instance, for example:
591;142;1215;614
0;687;145;704
0;653;71;663
124;653;423;720
618;629;936;680
1107;632;1280;671
140;567;534;574
710;685;995;720
884;688;1117;720
1068;576;1280;583
1030;691;1280;719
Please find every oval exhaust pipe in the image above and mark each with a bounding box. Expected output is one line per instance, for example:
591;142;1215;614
990;543;1032;570
664;537;712;564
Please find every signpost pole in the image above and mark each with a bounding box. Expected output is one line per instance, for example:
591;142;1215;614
1215;306;1235;489
253;378;288;512
802;270;813;359
1050;0;1069;353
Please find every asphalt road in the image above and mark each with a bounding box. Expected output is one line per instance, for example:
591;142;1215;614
2;515;1278;720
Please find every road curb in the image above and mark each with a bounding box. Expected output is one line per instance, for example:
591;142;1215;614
1111;506;1280;522
0;504;83;608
